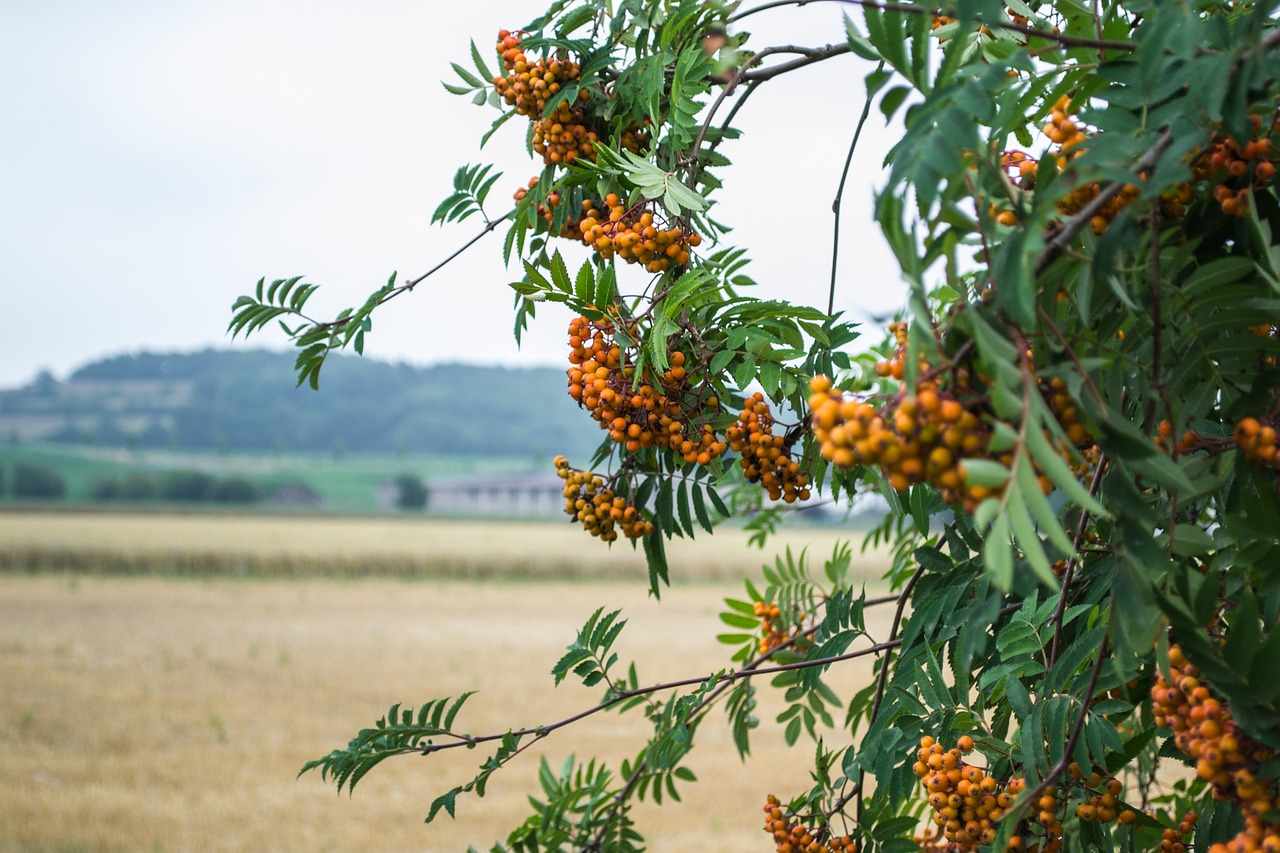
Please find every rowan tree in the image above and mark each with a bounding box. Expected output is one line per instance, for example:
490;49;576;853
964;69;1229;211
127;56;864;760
230;1;1280;851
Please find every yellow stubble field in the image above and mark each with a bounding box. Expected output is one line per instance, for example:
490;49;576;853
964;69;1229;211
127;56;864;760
0;512;893;852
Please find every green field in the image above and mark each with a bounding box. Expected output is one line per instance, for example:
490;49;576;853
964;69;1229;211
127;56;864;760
0;441;536;513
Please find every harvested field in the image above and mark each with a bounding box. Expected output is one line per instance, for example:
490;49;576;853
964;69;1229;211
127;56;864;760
0;510;878;582
0;517;895;851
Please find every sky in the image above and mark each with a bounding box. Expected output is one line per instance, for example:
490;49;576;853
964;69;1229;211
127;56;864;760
0;0;907;388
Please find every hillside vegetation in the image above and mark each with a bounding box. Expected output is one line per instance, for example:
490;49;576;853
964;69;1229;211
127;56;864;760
0;349;599;458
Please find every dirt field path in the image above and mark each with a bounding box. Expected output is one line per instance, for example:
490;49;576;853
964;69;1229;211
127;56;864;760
1;572;895;852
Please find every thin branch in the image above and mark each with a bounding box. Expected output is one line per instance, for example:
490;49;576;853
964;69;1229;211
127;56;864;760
1091;0;1107;64
1048;458;1108;665
312;209;514;334
728;0;1139;52
1018;631;1110;813
740;43;853;83
829;61;883;318
1035;131;1173;276
689;44;852;186
412;637;904;759
728;0;827;23
408;210;513;288
850;562;927;823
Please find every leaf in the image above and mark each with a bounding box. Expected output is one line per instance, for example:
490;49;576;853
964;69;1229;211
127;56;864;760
1005;674;1032;720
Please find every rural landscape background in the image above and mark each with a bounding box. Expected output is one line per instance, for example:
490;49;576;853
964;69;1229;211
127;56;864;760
0;349;887;851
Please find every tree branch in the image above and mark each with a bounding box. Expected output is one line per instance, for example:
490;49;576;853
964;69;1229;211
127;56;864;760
689;44;854;186
728;0;1139;52
1035;131;1173;276
1048;457;1108;665
850;562;927;823
739;43;853;83
310;209;514;335
1017;631;1110;814
830;64;883;318
412;637;904;760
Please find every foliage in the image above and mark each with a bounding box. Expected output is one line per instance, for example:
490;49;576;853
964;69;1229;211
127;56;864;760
159;470;216;502
0;349;601;458
13;462;67;500
393;473;429;510
210;476;259;503
232;1;1280;851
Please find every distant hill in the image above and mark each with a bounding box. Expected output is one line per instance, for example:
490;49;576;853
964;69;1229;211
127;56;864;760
0;349;601;458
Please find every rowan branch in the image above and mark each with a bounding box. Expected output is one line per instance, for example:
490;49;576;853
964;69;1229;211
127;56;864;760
412;637;904;760
313;209;514;334
1018;630;1110;814
829;62;883;318
689;44;853;186
849;562;926;823
1035;131;1173;276
1048;458;1108;665
728;0;1139;52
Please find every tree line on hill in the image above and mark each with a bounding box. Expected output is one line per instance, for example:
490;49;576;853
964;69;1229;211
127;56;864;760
1;349;599;457
0;461;261;504
0;460;430;510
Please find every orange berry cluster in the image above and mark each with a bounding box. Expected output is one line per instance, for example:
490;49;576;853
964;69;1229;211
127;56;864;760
1157;811;1198;853
762;795;856;853
1041;375;1104;478
913;737;1136;853
578;194;702;273
1066;764;1133;825
1000;97;1193;233
752;596;783;650
493;31;654;169
913;735;1029;851
752;600;810;655
1152;644;1279;853
493;30;599;167
554;456;652;541
532;103;599;166
874;322;919;380
566;315;726;464
494;30;579;118
1042;377;1091;448
514;177;585;240
1234;416;1280;469
1197;116;1279;217
726;392;812;503
754;600;786;654
1038;97;1145;235
1155;419;1202;456
809;375;1028;510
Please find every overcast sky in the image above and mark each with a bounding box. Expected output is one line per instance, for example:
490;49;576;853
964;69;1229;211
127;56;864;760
0;1;906;388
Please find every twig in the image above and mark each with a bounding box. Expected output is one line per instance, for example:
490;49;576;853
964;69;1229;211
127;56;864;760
689;44;852;186
727;0;1139;52
1017;631;1110;812
311;210;514;334
1048;458;1108;665
829;62;884;318
413;637;904;760
1091;0;1106;64
851;562;927;823
740;43;853;83
1035;131;1173;276
1144;202;1166;433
